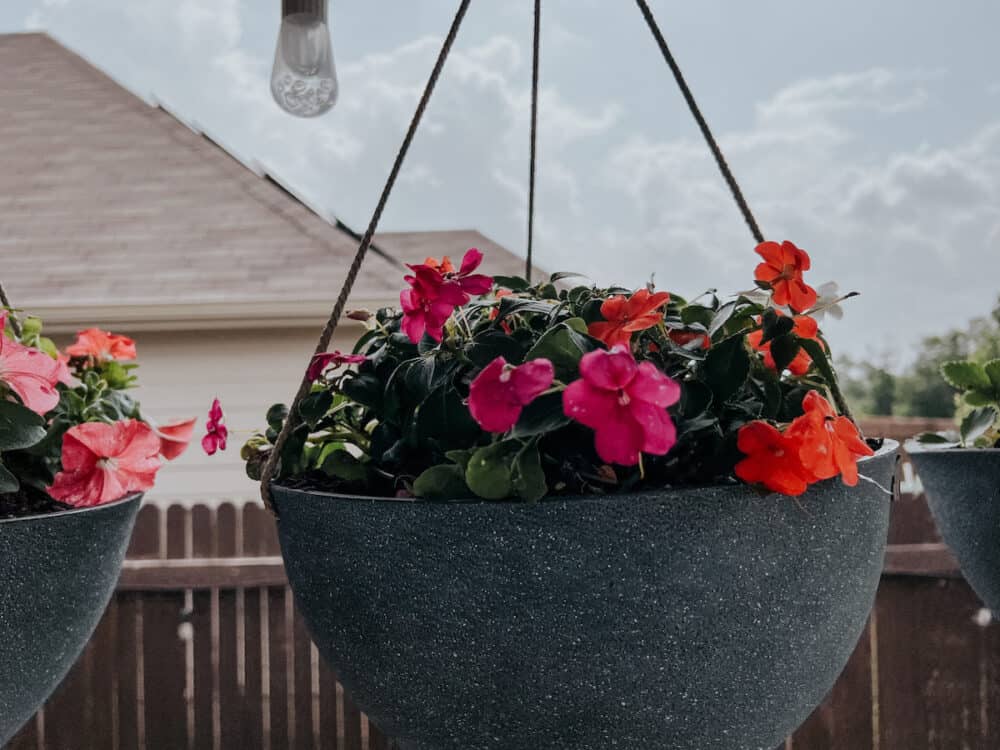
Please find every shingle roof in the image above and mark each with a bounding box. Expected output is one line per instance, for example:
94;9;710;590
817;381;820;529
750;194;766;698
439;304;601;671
0;33;534;331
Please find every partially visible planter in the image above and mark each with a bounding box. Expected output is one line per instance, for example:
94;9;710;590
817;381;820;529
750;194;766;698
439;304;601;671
907;446;1000;615
0;493;142;745
274;442;897;750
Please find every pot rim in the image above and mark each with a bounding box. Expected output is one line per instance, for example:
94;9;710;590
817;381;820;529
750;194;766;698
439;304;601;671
272;440;899;507
0;492;143;527
904;441;1000;456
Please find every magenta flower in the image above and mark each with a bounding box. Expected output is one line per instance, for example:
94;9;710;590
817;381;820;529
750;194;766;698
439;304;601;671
308;351;367;382
446;248;493;296
201;398;229;456
468;356;555;433
400;270;468;343
562;346;681;466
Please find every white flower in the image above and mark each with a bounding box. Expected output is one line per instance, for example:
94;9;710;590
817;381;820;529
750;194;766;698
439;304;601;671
811;281;844;322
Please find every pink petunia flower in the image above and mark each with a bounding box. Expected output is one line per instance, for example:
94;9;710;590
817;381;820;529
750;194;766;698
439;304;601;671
48;420;162;507
154;417;198;461
201;398;228;456
0;336;73;415
468;356;555;433
308;351;367;382
562;346;681;466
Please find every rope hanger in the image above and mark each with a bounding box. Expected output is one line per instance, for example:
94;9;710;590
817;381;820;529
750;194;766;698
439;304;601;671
260;0;764;513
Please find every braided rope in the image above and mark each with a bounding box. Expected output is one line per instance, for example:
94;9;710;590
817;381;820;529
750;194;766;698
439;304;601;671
0;281;21;337
260;0;473;513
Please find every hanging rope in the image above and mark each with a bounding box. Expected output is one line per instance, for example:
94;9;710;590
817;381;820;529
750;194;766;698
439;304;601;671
0;281;22;337
525;0;541;281
634;0;764;245
260;0;473;513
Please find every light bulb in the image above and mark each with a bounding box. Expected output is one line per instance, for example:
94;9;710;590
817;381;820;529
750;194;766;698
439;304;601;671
271;0;338;118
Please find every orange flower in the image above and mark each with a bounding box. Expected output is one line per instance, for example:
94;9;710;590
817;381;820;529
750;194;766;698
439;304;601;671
588;289;671;348
734;421;814;496
748;312;819;376
754;241;818;312
668;330;711;350
423;256;455;274
66;328;137;361
787;391;874;486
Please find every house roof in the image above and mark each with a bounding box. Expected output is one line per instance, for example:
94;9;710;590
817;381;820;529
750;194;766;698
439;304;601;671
0;33;535;332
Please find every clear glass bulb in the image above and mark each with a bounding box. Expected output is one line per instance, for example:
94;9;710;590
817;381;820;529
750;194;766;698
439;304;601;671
271;4;338;118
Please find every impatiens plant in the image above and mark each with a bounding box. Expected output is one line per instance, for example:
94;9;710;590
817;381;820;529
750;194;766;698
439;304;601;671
245;241;878;500
917;359;1000;448
1;311;194;517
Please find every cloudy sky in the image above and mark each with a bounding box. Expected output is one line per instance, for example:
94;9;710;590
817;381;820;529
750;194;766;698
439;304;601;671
3;1;999;363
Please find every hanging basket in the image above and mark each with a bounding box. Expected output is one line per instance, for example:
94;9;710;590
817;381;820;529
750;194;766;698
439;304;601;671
274;442;895;750
907;447;1000;615
0;494;141;745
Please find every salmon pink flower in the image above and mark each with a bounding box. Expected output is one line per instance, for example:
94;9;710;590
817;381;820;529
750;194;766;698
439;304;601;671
201;398;228;456
563;346;681;466
754;241;818;312
308;351;367;382
66;328;137;361
154;417;197;461
748;312;820;376
0;336;72;415
423;256;455;274
734;421;815;497
787;391;874;486
588;289;671;348
48;420;161;507
468;356;555;433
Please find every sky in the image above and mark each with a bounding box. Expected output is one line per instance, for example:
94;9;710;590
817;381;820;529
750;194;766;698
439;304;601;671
3;0;999;365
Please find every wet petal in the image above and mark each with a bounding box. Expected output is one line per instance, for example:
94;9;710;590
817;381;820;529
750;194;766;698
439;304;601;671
579;347;637;391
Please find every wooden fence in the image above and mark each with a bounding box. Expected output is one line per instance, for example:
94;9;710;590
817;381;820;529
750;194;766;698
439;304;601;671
8;418;999;750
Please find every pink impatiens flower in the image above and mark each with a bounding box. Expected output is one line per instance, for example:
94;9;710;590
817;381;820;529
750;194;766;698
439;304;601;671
468;356;555;433
308;351;367;382
0;335;73;415
562;346;681;466
48;420;162;507
154;417;198;461
201;398;228;456
400;248;494;344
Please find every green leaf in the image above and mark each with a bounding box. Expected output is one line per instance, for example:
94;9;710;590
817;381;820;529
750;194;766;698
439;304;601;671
799;339;840;390
413;464;470;499
0;461;18;493
464;332;526;368
512;440;547;502
445;449;474;470
916;431;959;445
985;360;1000;389
341;372;383;410
549;271;585;284
679;380;713;418
759;310;795;346
941;361;992;391
266;404;290;432
524;323;594;380
702;335;751;402
965;390;997;407
510;392;571;438
319;450;367;482
769;334;801;373
493;275;530;292
960;406;998;446
0;401;46;452
299;390;334;427
465;440;520;500
416;386;480;447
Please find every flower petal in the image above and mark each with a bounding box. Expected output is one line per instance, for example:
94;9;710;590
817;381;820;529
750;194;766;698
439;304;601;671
562;380;619;429
459;248;483;276
593;416;644;466
510;359;555;405
627;362;681;408
578;347;637;391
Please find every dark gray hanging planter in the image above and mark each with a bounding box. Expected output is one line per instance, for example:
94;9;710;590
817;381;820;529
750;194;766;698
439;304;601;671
0;494;142;745
273;442;897;750
907;447;1000;615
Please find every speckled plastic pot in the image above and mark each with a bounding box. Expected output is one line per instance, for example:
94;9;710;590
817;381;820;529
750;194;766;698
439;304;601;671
0;494;141;745
274;442;897;750
907;447;1000;615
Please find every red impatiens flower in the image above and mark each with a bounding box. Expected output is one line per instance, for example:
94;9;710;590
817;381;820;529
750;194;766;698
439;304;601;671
308;351;367;382
563;346;681;466
490;289;514;334
748;312;820;376
754;241;818;312
0;336;73;415
65;328;137;361
668;329;711;350
734;421;815;497
787;391;874;486
588;288;671;348
468;356;554;433
201;398;228;456
48;420;162;507
155;417;197;461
